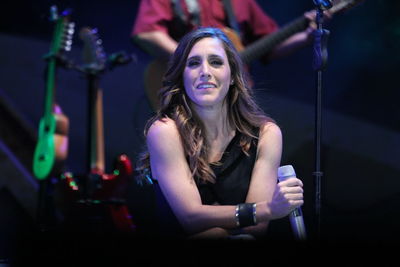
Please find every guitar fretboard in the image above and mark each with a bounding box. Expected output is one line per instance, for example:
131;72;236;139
240;16;309;64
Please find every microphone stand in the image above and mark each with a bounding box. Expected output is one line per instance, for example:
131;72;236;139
312;0;331;240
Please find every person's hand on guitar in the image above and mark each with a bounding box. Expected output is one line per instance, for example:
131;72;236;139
304;8;333;31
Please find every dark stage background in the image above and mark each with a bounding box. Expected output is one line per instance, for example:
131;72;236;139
1;0;399;263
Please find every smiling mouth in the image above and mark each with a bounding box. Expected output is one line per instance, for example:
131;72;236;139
196;83;216;89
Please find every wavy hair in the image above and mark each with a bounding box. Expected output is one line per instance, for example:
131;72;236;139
136;27;274;184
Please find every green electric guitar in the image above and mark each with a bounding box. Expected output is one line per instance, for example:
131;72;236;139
33;6;75;180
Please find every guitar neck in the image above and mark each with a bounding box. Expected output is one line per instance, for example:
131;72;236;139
88;78;105;173
79;27;107;174
43;13;70;122
44;58;56;121
240;16;309;64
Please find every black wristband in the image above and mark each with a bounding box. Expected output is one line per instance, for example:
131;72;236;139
237;203;256;227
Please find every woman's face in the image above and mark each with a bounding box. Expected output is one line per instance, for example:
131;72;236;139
183;37;232;109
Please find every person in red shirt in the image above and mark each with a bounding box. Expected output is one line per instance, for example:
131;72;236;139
131;0;325;109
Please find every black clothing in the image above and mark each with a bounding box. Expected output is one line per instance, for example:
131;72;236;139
151;130;259;238
198;131;258;205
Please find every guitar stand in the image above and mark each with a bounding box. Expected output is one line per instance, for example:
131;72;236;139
311;0;332;240
58;47;137;234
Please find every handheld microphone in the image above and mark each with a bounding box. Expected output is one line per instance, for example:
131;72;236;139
277;165;307;241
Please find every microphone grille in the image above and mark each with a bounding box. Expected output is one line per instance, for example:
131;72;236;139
277;165;296;181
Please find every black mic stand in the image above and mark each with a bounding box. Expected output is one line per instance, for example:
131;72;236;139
312;0;331;240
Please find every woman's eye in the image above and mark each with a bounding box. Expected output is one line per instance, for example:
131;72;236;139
187;60;200;67
211;60;223;66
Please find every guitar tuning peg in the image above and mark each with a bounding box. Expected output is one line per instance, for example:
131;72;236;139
64;45;72;52
63;37;73;51
96;39;103;47
63;31;72;39
65;22;75;32
67;27;75;36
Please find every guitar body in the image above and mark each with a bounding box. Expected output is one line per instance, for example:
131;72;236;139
221;27;245;52
95;153;136;233
33;115;57;179
33;106;69;179
55;153;136;233
91;154;133;200
143;59;168;111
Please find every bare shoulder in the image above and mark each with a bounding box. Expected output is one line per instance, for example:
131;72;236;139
147;117;182;150
256;121;282;159
259;121;282;140
148;117;178;139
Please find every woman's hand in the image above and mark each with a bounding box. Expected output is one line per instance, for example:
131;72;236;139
268;177;304;220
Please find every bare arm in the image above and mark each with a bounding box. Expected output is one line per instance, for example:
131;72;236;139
238;122;283;237
268;30;313;60
133;31;178;60
269;10;332;60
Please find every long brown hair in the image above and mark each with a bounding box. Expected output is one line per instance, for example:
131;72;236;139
137;27;273;184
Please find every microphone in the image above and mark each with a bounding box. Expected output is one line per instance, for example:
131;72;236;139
277;165;307;241
313;0;333;10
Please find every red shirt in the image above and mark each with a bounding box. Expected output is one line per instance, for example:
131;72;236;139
132;0;279;46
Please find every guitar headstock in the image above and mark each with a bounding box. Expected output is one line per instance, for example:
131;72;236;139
79;27;107;73
330;0;366;15
49;5;75;56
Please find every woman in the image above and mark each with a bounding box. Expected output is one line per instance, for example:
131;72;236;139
136;27;303;239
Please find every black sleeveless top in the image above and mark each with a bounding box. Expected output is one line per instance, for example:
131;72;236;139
198;131;259;205
152;130;259;237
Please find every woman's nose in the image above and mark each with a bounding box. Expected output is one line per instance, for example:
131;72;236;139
199;62;211;79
